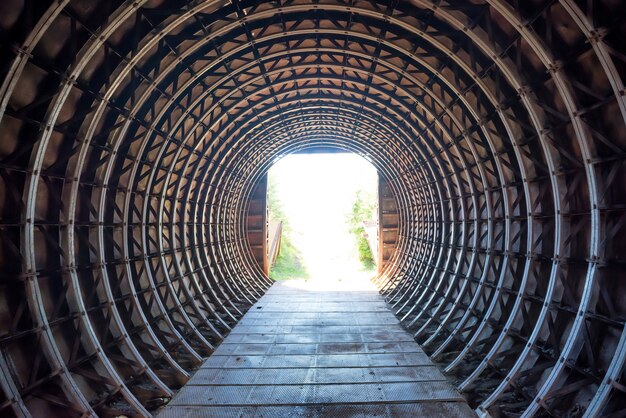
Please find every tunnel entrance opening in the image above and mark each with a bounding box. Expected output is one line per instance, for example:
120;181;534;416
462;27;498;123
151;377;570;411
249;152;380;287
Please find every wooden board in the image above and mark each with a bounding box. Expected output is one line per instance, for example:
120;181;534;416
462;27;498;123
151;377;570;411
158;279;475;417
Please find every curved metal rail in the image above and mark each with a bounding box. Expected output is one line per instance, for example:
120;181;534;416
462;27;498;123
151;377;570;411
0;1;624;416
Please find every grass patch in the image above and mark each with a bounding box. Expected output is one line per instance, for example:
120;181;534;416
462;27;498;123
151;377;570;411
268;178;308;280
269;234;308;280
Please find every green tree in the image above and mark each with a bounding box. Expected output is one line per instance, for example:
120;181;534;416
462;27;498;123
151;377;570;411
348;190;376;270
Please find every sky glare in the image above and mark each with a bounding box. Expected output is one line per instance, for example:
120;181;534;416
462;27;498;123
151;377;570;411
268;153;378;282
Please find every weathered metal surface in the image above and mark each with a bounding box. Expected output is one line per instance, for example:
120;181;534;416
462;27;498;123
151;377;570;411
157;403;475;418
246;175;269;274
378;176;399;272
158;280;474;416
0;0;624;416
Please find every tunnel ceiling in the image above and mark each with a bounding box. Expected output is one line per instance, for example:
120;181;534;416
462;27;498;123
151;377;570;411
0;0;625;417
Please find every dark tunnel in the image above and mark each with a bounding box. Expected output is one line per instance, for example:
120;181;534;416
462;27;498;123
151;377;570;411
0;0;625;416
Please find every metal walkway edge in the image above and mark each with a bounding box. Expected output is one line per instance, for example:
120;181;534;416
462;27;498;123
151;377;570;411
158;279;475;417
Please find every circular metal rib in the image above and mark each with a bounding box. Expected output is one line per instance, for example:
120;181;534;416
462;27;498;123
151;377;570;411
0;1;624;416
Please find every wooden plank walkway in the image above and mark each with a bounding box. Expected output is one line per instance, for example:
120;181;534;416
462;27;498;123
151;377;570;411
158;279;475;417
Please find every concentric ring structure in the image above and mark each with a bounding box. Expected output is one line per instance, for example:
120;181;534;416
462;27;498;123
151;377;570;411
0;1;625;417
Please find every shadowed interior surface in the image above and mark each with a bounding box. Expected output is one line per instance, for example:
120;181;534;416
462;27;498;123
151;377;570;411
0;1;625;417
